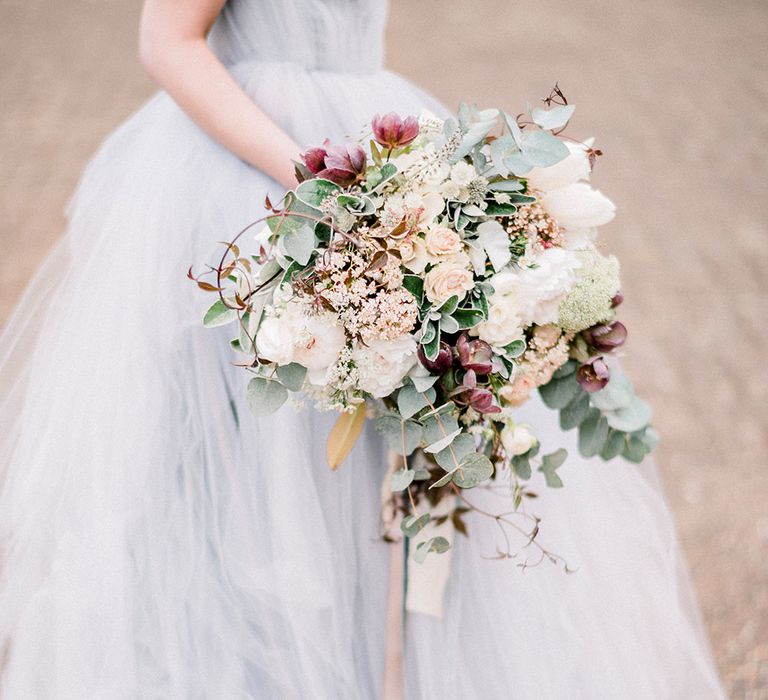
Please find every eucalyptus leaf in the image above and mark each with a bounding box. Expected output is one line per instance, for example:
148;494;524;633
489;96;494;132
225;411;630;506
622;437;647;464
453;452;494;488
531;104;575;131
276;363;307;392
424;428;462;454
413;536;451;563
539;448;567;488
410;371;439;393
434;432;476;470
374;415;423;456
390;468;415;492
203;299;239;328
521;130;570;168
401;513;431;538
511;454;532;480
605;398;653;432
590;374;634;411
599;429;625;460
397;385;436;420
282;224;315;266
578;410;610;458
559;391;591;430
539;375;581;410
246;377;288;416
295;178;341;207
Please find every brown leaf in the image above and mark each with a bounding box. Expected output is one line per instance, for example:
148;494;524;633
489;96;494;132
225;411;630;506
326;404;367;470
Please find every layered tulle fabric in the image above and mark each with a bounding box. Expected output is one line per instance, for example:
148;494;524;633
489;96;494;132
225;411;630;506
0;0;724;697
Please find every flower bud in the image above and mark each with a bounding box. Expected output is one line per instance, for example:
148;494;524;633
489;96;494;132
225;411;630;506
583;321;627;352
417;341;453;374
371;113;420;149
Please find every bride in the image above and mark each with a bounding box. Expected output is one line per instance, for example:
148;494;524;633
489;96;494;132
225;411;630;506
0;0;724;697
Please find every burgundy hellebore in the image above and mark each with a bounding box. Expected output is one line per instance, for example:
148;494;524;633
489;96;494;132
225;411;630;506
300;139;367;187
456;369;502;414
371;113;420;150
417;341;453;374
583;321;627;352
456;333;494;375
576;357;611;393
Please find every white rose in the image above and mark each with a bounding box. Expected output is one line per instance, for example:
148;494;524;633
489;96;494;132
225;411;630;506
425;258;475;304
257;301;345;386
474;296;525;348
400;236;430;274
292;313;346;385
256;315;296;366
541;182;616;230
424;226;463;259
517;247;581;325
501;423;537;456
525;140;592;191
353;335;418;398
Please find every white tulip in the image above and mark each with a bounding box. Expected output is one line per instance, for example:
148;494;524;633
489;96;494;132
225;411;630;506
526;140;592;191
541;182;616;230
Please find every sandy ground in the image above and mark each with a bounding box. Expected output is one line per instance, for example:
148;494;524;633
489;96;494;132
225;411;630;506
1;0;766;696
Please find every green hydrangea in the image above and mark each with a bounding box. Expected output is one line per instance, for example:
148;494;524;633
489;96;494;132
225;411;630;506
559;249;620;332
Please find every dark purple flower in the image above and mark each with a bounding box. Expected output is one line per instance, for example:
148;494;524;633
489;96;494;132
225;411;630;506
417;342;453;374
300;140;367;187
451;369;501;414
456;333;494;375
611;292;624;308
576;357;611;393
583;321;627;352
371;113;420;149
466;387;502;414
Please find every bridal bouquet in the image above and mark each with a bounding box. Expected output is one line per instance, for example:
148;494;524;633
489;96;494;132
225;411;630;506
192;88;657;563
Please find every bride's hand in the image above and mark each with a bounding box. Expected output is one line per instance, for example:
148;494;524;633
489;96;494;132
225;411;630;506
139;0;301;189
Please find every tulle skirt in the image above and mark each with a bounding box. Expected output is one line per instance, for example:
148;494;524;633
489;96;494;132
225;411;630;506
0;60;723;698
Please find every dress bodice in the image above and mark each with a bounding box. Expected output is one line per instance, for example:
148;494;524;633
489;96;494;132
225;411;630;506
209;0;388;75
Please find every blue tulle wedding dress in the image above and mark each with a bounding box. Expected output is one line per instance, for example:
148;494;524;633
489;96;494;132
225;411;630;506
0;1;724;697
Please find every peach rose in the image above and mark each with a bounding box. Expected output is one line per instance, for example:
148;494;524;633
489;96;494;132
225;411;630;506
424;226;463;259
399;237;429;274
425;259;475;304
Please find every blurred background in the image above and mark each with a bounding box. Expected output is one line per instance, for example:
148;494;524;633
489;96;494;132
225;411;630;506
1;0;766;695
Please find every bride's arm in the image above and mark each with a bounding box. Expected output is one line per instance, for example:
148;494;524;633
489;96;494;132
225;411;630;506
139;0;300;188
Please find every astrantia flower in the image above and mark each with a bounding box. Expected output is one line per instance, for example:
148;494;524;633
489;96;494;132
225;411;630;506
371;112;420;149
558;249;621;332
300;140;367;187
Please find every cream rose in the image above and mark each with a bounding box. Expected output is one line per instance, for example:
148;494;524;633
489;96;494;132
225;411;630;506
353;335;418;398
474;296;525;348
425;259;475;305
424;226;463;259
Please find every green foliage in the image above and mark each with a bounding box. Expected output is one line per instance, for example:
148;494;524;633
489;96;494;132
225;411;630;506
275;363;307;392
539;448;567;488
401;513;431;538
390;468;415;492
246;377;288;416
413;536;451;563
203;299;238;328
452;452;494;488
